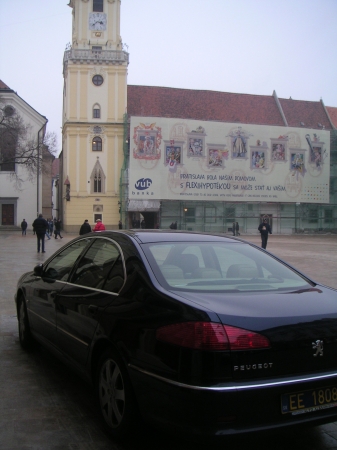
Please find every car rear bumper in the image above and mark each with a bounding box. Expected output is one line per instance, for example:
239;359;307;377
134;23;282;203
129;364;337;436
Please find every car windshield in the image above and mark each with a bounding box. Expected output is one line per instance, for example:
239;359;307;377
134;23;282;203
142;241;312;292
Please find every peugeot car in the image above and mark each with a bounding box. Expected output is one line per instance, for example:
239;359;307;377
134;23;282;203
15;230;337;437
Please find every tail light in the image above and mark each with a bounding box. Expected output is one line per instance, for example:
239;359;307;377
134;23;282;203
156;322;270;351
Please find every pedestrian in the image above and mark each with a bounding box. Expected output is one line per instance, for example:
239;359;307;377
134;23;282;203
93;218;106;232
32;214;48;253
118;220;123;229
232;221;236;236
258;218;272;249
236;222;240;236
48;219;54;235
21;219;28;236
79;219;92;235
54;219;63;239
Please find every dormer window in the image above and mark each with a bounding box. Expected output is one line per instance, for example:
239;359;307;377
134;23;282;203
93;0;103;12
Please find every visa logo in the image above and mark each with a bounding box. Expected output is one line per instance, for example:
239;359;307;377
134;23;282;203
135;178;153;190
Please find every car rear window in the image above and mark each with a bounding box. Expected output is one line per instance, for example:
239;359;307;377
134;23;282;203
143;241;311;293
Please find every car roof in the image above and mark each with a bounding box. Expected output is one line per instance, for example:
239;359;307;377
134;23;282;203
96;229;241;244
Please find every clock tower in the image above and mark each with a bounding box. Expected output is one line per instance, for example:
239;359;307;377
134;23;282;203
61;0;129;231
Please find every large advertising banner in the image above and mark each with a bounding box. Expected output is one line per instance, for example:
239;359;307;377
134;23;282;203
129;117;330;203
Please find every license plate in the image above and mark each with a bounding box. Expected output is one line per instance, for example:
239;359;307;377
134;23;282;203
281;386;337;415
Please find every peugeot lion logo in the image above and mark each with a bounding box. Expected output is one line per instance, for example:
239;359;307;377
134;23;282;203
312;340;323;357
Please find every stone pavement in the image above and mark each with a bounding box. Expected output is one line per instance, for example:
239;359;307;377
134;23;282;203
1;230;337;449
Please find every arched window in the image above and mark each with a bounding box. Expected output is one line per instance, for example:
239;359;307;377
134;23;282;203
93;104;101;119
90;160;105;194
92;136;102;151
93;0;103;12
94;171;102;192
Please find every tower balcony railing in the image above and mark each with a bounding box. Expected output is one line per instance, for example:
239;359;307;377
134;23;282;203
63;48;129;68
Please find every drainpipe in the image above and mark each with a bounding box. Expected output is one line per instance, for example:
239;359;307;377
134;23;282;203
37;119;48;215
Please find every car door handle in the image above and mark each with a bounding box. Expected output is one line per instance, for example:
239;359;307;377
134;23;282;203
88;305;99;314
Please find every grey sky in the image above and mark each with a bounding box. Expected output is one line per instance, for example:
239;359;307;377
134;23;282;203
1;0;336;154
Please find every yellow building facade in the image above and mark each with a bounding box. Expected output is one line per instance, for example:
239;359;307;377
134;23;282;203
61;0;128;232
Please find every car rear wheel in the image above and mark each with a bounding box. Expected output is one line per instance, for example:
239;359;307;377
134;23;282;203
96;349;138;437
18;297;33;350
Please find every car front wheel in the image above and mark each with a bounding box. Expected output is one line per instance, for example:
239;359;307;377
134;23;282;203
96;349;138;437
18;297;33;349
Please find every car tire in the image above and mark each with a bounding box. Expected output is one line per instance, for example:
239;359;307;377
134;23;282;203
17;296;33;350
96;349;138;437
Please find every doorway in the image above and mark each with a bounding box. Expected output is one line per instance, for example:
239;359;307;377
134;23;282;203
2;204;14;225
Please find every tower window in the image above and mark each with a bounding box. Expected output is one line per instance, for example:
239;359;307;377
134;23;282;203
92;136;102;151
93;108;100;118
93;0;103;12
92;75;103;86
94;171;102;192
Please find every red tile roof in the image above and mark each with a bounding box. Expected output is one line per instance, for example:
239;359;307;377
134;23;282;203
127;85;333;130
0;80;11;89
326;106;337;129
279;98;332;129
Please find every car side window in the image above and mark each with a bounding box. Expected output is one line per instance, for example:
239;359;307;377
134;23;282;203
71;238;124;291
44;239;90;281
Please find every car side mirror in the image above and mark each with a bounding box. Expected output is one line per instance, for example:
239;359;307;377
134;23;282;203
34;264;44;277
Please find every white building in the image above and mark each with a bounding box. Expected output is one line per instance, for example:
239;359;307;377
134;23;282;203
0;80;51;229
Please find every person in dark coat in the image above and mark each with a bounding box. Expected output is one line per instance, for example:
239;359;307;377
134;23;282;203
32;214;48;253
79;219;92;235
235;222;240;236
118;220;123;229
21;219;28;236
258;218;272;249
54;219;63;239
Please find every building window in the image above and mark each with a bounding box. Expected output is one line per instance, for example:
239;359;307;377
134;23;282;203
93;0;103;12
184;208;195;223
93;105;101;118
92;46;102;53
92;136;102;152
324;209;334;223
94;171;102;192
0;130;16;172
308;208;318;223
92;75;103;86
205;207;216;223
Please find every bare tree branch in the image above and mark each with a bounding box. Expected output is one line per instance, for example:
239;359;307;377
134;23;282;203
0;101;58;188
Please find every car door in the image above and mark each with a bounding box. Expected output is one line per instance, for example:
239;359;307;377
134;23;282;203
55;237;125;367
27;238;90;346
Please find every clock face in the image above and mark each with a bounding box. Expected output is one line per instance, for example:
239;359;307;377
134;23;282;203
89;13;107;31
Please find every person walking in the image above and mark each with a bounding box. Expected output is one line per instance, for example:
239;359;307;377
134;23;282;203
118;220;123;229
54;219;63;239
235;222;240;236
232;221;236;236
48;219;54;235
32;214;48;253
79;219;92;235
21;219;28;236
258;218;272;249
93;219;106;232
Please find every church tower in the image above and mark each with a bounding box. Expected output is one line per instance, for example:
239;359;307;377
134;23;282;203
61;0;128;231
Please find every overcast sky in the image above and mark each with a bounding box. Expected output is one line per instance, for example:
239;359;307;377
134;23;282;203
1;0;336;155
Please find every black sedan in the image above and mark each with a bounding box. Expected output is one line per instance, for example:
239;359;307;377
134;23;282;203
15;230;337;437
